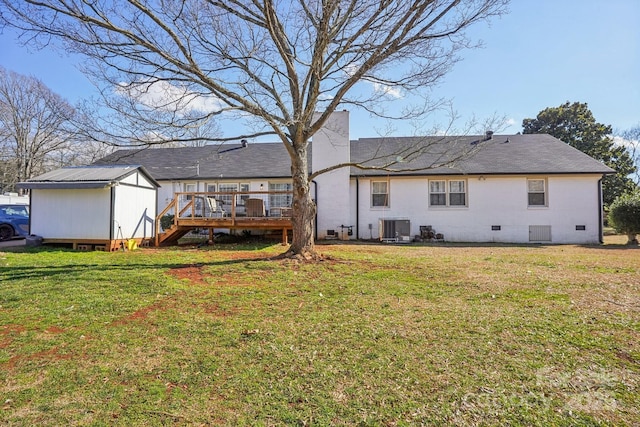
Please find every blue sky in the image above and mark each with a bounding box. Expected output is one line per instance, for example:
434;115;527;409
1;0;638;140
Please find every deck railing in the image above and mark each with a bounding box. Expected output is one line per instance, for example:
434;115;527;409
155;191;294;245
169;191;293;219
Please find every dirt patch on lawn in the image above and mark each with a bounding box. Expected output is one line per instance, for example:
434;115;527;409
168;264;210;286
110;296;181;327
0;325;27;349
6;346;73;369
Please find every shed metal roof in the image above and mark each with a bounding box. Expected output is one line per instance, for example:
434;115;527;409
18;165;160;189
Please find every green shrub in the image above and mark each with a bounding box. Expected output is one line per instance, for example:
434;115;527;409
160;213;175;230
608;192;640;244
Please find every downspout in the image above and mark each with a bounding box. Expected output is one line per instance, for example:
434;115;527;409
598;177;604;244
154;183;159;241
27;190;32;234
110;184;116;241
356;177;360;239
312;180;318;240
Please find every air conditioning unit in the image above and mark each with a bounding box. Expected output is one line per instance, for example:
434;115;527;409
379;219;411;243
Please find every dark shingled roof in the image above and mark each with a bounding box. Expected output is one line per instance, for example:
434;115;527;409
93;134;613;180
94;143;296;180
350;134;615;176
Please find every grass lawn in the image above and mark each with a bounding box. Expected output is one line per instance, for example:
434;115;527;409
1;238;638;426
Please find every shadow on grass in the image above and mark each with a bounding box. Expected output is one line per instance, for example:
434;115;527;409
319;239;551;249
0;253;276;282
579;243;640;250
321;238;640;250
3;238;636;284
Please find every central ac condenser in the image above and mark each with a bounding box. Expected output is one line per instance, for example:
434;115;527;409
379;219;411;243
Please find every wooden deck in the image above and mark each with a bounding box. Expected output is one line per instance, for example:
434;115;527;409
155;191;293;246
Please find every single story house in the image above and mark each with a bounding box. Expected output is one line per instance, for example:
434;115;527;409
19;165;159;250
94;111;614;244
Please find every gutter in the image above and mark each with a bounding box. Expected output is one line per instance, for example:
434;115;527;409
598;177;604;244
18;181;116;190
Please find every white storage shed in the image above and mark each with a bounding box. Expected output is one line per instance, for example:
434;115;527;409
19;166;159;250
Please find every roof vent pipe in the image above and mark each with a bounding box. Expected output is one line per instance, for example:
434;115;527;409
485;130;494;140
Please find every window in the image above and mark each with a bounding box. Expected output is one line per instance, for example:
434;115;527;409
219;183;238;206
429;181;446;206
238;183;250;205
209;183;250;206
371;181;389;207
269;182;293;208
184;183;196;200
528;179;546;206
449;180;466;206
429;179;467;207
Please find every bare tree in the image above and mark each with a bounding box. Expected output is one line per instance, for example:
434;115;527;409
0;0;508;257
616;126;640;186
0;66;78;193
73;92;224;148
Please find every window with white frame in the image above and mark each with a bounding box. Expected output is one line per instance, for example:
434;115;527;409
238;183;250;205
429;180;446;206
449;180;466;206
184;183;196;200
429;179;467;207
527;179;547;206
269;182;293;208
218;183;238;206
371;181;389;207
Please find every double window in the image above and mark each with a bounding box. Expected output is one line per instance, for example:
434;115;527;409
269;182;293;208
429;180;466;207
218;183;238;206
371;181;389;207
209;182;250;206
527;179;547;206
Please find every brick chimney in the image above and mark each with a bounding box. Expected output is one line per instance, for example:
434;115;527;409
312;111;352;239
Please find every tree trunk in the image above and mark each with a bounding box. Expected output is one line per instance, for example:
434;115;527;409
287;143;318;259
